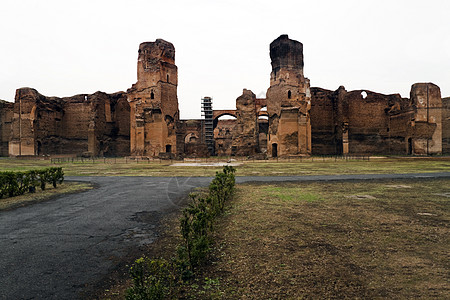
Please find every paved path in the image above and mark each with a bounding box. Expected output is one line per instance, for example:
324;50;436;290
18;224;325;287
1;172;449;299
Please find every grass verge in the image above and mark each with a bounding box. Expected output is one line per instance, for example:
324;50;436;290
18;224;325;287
0;181;93;211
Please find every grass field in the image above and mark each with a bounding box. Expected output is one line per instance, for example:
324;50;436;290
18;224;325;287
1;156;449;176
198;179;450;298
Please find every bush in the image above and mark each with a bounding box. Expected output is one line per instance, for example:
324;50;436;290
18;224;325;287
179;166;235;270
127;166;236;298
0;167;64;199
126;257;175;300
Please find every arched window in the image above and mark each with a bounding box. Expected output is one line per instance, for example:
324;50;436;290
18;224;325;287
288;90;292;99
150;90;154;99
167;74;169;82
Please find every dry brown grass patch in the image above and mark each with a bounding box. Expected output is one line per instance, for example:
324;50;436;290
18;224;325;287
204;179;450;299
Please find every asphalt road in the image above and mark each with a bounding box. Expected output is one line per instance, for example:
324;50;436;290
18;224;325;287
1;172;449;299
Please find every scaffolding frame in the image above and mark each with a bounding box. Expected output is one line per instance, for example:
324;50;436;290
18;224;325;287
201;97;214;155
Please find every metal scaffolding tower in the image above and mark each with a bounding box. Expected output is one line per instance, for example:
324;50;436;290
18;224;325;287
201;97;214;155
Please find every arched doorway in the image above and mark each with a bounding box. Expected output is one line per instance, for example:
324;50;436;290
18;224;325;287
272;143;278;158
408;138;412;155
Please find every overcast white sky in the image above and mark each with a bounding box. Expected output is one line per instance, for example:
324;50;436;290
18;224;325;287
1;0;449;119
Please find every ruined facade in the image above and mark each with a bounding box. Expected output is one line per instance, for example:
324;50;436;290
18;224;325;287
5;88;130;157
0;100;13;156
266;35;312;157
0;35;448;157
443;97;450;154
309;83;443;155
127;39;179;157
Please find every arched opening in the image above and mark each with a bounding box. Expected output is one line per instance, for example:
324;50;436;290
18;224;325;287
272;143;278;158
184;133;199;144
150;90;154;99
213;113;237;129
258;115;269;121
167;74;169;82
288;90;292;99
259;106;267;112
361;91;367;99
166;144;172;153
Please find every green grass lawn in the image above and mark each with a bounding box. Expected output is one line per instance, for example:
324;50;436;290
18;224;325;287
0;156;449;176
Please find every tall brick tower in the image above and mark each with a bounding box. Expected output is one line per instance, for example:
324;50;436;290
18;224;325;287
266;35;311;157
127;39;179;156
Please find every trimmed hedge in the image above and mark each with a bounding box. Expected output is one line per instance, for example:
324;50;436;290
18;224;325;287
126;166;236;300
0;167;64;198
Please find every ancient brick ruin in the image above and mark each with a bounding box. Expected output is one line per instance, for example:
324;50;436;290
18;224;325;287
128;39;179;157
0;35;448;157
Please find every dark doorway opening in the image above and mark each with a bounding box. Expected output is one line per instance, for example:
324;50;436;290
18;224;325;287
37;141;42;155
272;143;278;158
166;144;172;153
408;138;412;155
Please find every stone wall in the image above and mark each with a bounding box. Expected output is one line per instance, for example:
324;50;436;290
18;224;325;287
266;35;311;157
410;83;442;155
443;97;450;154
231;89;259;156
128;39;179;157
215;119;236;156
310;83;443;155
1;36;447;158
177;119;209;157
0;100;13;156
8;88;129;156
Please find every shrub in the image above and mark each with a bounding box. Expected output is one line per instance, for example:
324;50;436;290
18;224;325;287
0;167;64;199
126;257;175;300
127;166;236;298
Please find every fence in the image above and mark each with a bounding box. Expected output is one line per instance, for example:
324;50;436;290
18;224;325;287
50;155;370;165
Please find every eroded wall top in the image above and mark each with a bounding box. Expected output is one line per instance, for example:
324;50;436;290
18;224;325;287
136;39;177;89
270;34;304;82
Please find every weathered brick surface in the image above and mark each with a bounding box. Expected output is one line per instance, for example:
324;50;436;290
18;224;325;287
1;37;448;157
266;35;311;157
7;88;129;156
410;83;442;155
128;39;179;157
214;119;236;156
231;89;259;156
177;119;209;157
443;97;450;154
0;100;13;156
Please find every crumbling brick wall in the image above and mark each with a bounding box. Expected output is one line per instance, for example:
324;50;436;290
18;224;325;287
409;83;442;155
231;89;259;156
215;119;236;156
310;83;443;156
266;35;311;157
177;119;209;157
128;39;179;157
9;88;130;156
443;97;450;154
0;100;13;156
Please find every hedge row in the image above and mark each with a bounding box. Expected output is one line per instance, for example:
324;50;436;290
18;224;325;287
0;167;64;198
126;165;236;299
